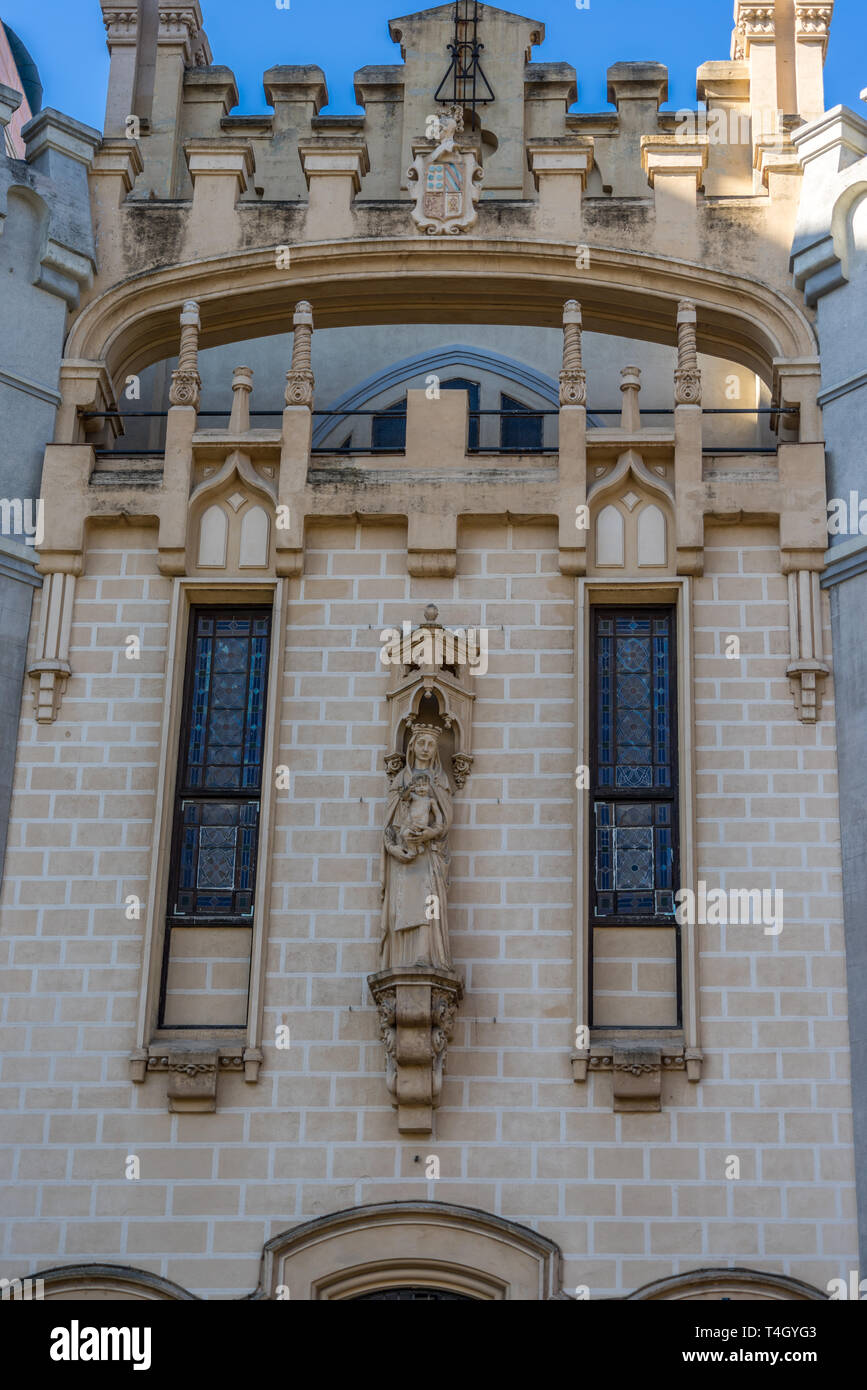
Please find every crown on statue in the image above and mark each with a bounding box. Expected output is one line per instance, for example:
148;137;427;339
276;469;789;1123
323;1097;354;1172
410;723;442;739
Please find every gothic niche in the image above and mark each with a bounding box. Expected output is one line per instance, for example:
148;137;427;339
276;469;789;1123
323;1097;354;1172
368;604;477;1134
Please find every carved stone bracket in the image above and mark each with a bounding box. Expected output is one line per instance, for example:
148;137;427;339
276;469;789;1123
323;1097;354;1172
368;967;463;1133
28;572;76;723
786;569;829;721
130;1043;261;1110
577;1042;701;1109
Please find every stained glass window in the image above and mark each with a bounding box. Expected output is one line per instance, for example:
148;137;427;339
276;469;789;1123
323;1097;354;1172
164;607;272;937
590;609;677;923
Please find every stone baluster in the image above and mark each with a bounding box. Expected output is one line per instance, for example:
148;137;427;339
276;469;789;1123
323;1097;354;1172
620;366;642;431
229;366;254;433
169;299;201;410
559;299;587;406
285;300;314;408
675;299;702;405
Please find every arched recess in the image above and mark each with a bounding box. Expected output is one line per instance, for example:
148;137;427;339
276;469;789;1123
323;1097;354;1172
65;240;817;391
188;449;276;575
627;1267;826;1301
251;1201;564;1300
831;180;867;281
587;451;675;575
22;1263;197;1300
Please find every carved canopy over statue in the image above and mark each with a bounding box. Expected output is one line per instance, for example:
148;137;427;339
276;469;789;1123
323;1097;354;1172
380;725;453;970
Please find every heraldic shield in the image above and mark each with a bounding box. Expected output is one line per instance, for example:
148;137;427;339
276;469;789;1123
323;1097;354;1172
408;110;484;236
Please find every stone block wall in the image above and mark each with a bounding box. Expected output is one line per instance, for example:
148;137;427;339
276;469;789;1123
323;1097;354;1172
0;518;855;1297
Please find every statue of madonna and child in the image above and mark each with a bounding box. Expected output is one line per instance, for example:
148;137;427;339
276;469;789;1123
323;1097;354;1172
379;723;453;971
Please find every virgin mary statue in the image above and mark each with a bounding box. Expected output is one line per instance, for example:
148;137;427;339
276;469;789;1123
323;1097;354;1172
380;724;453;970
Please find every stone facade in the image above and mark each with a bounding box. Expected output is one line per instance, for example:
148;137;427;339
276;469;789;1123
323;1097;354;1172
0;0;860;1300
0;62;100;883
792;99;867;1274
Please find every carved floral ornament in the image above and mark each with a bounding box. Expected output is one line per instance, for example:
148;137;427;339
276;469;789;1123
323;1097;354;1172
731;4;775;60
794;3;835;41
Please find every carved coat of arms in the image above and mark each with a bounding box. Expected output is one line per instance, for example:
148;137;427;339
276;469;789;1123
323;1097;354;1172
408;109;483;236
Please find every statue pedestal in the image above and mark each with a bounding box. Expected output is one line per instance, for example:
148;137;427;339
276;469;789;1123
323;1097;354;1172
368;965;463;1134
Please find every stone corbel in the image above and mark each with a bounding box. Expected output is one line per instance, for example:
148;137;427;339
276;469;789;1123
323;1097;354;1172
130;1042;257;1110
183;138;254;253
28;571;76;723
526;136;594;239
90;137;144;206
22;110;101;307
587;1044;691;1112
368;967;462;1133
298;136;369;238
54;359;121;450
785;568;829;721
641;135;708;259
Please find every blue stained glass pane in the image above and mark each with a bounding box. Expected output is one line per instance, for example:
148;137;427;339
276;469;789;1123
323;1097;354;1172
593;612;676;918
172;799;260;918
617;637;650;673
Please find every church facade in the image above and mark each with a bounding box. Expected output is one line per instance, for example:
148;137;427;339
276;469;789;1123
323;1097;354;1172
0;0;860;1300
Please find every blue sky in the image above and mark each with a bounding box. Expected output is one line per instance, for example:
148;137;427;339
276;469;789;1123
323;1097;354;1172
2;0;864;131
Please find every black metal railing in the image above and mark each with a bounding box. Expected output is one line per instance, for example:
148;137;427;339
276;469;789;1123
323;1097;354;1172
82;406;790;459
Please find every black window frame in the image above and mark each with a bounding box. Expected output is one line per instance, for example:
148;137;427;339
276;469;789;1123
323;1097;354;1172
499;392;544;452
158;603;272;1029
588;604;682;1029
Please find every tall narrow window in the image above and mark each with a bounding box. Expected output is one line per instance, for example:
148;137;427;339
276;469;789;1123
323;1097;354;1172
159;606;272;1028
590;608;678;925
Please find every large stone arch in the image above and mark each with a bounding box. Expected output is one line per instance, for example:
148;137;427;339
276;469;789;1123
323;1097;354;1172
18;1263;197;1300
626;1267;827;1301
64;239;817;391
251;1201;565;1300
